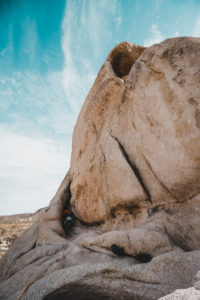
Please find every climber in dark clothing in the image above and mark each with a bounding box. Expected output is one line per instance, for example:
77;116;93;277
63;209;74;234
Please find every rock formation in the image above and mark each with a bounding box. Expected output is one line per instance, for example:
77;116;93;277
1;37;200;300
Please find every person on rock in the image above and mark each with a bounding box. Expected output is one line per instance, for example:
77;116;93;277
63;209;74;234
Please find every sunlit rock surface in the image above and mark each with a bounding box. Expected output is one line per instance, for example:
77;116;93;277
1;37;200;300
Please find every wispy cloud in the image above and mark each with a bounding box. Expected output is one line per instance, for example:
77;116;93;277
21;18;38;64
143;24;164;47
0;1;98;215
0;72;76;215
0;125;69;215
0;0;124;215
0;70;77;139
61;0;122;112
61;1;99;114
0;66;76;215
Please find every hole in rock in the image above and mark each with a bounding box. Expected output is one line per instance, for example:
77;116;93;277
108;43;145;78
111;244;125;256
135;252;152;263
112;52;135;78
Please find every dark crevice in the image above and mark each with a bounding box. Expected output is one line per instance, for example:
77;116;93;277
61;181;74;234
110;134;152;203
109;43;145;78
134;252;152;263
32;242;36;250
100;145;106;163
112;52;134;78
61;182;72;225
92;120;98;136
111;244;125;256
143;154;179;202
62;181;72;211
110;244;152;263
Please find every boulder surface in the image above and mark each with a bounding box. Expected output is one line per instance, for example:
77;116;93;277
1;37;200;300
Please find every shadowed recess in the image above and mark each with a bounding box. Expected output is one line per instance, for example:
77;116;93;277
108;42;145;78
43;284;113;300
111;244;125;256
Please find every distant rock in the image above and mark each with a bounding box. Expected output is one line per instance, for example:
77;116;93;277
1;37;200;300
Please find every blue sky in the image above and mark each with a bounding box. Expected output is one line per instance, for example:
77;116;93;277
0;0;200;215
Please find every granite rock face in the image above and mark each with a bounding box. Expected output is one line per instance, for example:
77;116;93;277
71;38;200;225
1;37;200;300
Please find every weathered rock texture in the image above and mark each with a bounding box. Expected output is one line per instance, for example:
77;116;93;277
1;37;200;300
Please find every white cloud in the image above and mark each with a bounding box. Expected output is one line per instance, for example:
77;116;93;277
0;67;76;215
193;16;200;37
0;70;78;139
143;24;164;47
21;18;38;64
0;125;69;215
61;0;97;114
0;1;97;215
0;0;123;215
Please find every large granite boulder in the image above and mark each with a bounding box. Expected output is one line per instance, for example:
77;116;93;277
1;37;200;300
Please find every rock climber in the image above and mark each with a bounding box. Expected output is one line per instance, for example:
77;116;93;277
63;209;74;234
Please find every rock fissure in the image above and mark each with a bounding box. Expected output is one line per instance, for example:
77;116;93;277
113;275;164;286
92;120;98;136
143;154;178;202
100;145;106;163
110;134;152;203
